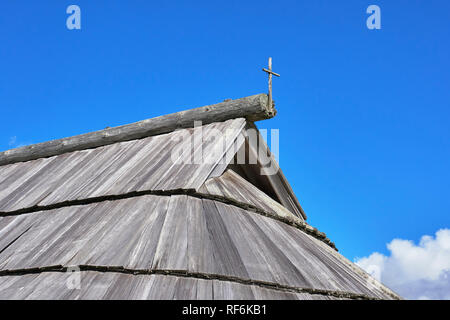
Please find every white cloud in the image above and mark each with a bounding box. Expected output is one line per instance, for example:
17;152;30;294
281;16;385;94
8;136;17;146
7;136;31;149
355;229;450;300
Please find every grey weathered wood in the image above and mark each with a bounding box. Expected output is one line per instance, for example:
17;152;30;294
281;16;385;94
186;197;216;274
202;199;250;279
201;169;301;222
190;119;246;190
151;195;188;270
0;119;245;214
0;94;273;166
242;121;307;219
206;131;246;179
0;271;358;300
0;194;399;299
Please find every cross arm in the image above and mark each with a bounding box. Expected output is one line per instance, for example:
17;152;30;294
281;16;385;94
262;68;280;77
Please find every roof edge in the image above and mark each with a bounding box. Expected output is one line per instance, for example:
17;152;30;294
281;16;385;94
0;94;274;166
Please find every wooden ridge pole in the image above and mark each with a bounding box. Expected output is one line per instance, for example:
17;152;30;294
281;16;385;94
0;94;275;166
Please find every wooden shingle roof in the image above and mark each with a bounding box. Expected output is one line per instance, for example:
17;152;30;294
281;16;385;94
0;95;401;300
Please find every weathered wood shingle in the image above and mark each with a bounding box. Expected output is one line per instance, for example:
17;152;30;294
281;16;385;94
0;194;398;299
0;119;245;214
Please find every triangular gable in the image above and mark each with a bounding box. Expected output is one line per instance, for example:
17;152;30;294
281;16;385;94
205;121;306;220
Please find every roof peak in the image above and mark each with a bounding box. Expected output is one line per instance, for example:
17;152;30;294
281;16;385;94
0;94;275;166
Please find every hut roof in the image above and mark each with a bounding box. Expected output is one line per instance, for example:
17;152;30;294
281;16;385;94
0;94;400;300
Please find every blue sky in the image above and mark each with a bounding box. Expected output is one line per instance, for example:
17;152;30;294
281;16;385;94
0;1;449;261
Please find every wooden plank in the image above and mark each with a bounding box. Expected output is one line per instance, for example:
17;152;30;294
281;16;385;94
133;129;194;192
0;274;41;299
173;276;198;300
206;131;246;179
247;210;391;298
151;195;188;270
152;122;227;190
186;197;215;273
196;278;213;299
0;204;87;270
251;285;299;300
103;273;138;300
0;162;21;185
212;280;254;300
0;157;53;211
78;272;118;300
36;201;131;268
0;152;89;212
76;139;149;199
214;201;308;287
67;140;144;201
201;169;299;221
37;142;124;206
186;118;247;190
80;197;159;267
201;199;249;279
0;215;34;254
100;133;173;195
146;274;178;299
127;196;170;269
70;199;147;266
54;202;123;267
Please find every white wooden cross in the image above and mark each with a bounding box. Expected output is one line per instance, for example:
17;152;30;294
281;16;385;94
262;57;280;109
